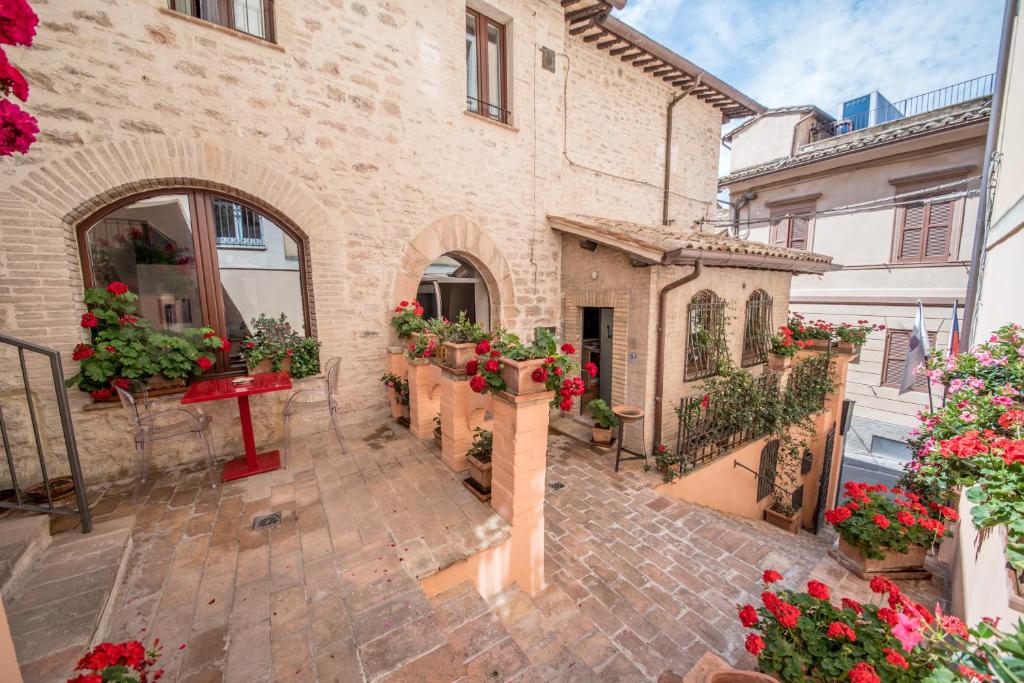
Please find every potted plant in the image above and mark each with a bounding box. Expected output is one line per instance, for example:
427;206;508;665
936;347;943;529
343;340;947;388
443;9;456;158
832;320;883;354
764;440;803;534
433;414;442;448
465;427;492;499
786;313;834;351
66;283;223;402
390;300;426;339
825;481;952;573
654;443;680;483
587;398;619;445
380;372;410;422
735;568;1005;682
238;313;321;378
406;332;438;360
766;324;813;371
70;638;164;682
439;311;486;369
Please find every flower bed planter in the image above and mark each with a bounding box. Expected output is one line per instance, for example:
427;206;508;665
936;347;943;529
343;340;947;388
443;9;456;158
500;358;547;396
836;341;860;355
592;424;614;445
464;453;492;501
766;353;792;371
441;341;477;371
764;507;801;534
836;537;927;573
144;375;187;397
706;671;777;683
807;339;831;351
249;357;291;376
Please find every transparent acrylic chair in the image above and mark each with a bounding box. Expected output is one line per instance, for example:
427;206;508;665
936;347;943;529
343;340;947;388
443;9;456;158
283;357;345;462
114;383;218;498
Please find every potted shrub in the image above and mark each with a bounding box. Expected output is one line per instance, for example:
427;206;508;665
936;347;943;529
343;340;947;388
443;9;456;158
406;332;438;360
465;427;492;498
380;372;410;422
439;311;486;369
66;283;223;402
588;398;619;445
433;414;442;448
390;300;426;339
825;481;952;572
735;568;1004;682
832;320;883;354
764;441;803;534
654;443;680;483
786;313;833;351
239;314;320;378
766;324;814;371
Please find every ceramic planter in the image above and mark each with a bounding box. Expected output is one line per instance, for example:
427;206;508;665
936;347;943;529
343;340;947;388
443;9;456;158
592;425;614;445
400;403;411;423
706;670;777;683
467;453;492;490
765;507;801;534
248;357;291;376
808;338;831;351
441;342;477;371
500;358;547;396
767;353;793;371
837;538;926;572
836;341;861;355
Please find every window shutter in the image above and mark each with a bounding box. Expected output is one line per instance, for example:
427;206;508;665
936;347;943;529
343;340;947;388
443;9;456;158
924;201;952;260
772;217;789;247
883;330;938;391
789;214;809;250
899;204;925;261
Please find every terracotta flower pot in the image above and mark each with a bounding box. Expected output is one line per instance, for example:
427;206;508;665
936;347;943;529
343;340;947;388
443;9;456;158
837;537;927;572
442;342;477;371
248;357;291;376
500;358;547;395
592;425;614;445
836;341;861;355
433;425;443;449
467;453;492;490
144;375;187;397
706;670;777;683
765;507;801;534
767;353;792;371
808;338;831;351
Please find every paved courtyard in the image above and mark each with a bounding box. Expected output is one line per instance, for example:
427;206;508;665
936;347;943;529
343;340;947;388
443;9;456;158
12;416;946;682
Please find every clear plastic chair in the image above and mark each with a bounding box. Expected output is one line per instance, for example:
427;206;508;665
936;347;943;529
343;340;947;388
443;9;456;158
283;357;345;461
114;383;217;496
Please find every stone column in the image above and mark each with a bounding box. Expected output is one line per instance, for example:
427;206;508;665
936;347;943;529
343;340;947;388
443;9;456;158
489;390;554;525
439;368;474;472
407;359;441;440
386;346;408;377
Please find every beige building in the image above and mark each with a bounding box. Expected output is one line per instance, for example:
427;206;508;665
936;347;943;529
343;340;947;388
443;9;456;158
719;87;993;464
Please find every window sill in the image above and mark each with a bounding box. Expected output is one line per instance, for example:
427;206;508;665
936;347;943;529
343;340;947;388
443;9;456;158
158;8;285;52
463;110;518;132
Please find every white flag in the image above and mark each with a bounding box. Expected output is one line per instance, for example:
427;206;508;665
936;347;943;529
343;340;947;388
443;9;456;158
899;301;930;394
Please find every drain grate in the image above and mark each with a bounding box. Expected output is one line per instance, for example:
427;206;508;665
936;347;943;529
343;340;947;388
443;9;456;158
549;481;565;491
252;512;282;530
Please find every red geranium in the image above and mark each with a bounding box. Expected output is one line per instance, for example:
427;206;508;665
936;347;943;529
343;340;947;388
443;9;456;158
532;366;548;383
111;378;131;390
72;343;94;361
998;409;1024;429
582;361;597;378
873;514;890;529
560;343;575;354
106;281;129;296
559;397;572;411
824;506;851;525
104;346;116;353
738;604;758;627
469;374;486;393
882;648;908;669
221;337;230;351
848;662;880;683
762;569;783;584
465;359;479;375
896;510;915;526
0;0;38;46
0;98;37;155
806;580;829;601
483;359;500;374
744;633;764;656
841;597;863;614
90;388;112;401
81;312;98;328
475;339;490;355
196;356;213;371
119;314;138;325
827;621;856;641
0;49;27;100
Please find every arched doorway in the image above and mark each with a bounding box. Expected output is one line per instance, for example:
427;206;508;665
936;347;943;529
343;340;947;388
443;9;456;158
416;254;491;329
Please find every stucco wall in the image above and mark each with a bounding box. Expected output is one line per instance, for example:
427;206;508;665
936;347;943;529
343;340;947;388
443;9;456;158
728;113;805;171
0;0;727;482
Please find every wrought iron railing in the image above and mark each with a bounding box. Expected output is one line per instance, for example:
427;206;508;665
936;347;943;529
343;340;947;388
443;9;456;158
741;294;772;367
810;73;995;141
0;334;92;532
213;198;264;248
675;371;779;471
685;294;726;381
466;95;511;124
733;457;803;509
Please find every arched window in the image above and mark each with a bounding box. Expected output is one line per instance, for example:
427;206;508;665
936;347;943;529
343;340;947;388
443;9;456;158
78;190;309;373
416;254;491;329
685;290;726;381
741;290;773;367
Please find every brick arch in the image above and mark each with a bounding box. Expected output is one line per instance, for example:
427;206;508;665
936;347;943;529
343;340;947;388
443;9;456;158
392;213;516;331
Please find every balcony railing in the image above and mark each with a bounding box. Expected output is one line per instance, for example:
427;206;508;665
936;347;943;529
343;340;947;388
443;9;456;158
810;73;995;142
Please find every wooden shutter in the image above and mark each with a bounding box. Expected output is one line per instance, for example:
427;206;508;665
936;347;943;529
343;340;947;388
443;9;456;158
882;330;937;391
898;204;925;261
772;217;789;247
924;201;952;261
789;214;809;250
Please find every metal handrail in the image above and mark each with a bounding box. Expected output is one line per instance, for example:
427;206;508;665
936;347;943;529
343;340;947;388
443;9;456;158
466;95;511;123
0;333;92;533
733;459;793;497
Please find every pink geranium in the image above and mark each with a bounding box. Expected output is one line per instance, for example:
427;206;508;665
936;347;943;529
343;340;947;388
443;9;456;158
0;98;37;155
0;0;38;46
0;49;27;100
892;611;924;652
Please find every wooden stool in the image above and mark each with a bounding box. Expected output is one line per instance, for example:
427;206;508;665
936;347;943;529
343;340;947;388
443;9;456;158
612;405;647;472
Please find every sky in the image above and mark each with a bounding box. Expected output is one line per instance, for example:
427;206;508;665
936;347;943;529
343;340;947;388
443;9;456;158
613;0;1005;175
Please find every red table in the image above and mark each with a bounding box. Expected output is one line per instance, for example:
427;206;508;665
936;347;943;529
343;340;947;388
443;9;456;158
181;372;292;482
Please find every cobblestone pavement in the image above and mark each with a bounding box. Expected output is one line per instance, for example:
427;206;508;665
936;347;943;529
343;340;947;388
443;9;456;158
45;419;945;682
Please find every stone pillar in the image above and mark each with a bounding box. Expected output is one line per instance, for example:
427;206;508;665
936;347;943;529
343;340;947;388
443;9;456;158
407;359;441;440
386;346;408;377
439;369;474;472
490;390;554;525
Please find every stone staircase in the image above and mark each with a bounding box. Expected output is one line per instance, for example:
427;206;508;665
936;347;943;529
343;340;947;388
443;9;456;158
1;514;134;683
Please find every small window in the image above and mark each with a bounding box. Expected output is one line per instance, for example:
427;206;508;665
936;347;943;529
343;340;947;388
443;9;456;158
213;198;265;249
685;290;726;381
894;197;954;263
770;206;813;250
880;329;938;391
757;439;779;502
466;8;508;123
169;0;275;41
741;290;772;367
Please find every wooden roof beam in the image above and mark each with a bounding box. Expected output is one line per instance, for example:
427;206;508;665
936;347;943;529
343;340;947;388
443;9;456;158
583;30;607;43
608;44;633;55
568;21;593;35
619;49;644;61
566;4;606;23
652;67;676;77
596;37;621;49
642;61;666;73
561;0;585;7
631;56;657;67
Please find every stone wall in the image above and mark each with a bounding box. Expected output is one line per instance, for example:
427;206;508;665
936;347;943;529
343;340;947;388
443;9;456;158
0;0;728;481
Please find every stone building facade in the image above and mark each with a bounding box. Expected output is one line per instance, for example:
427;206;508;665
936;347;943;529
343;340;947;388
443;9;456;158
0;0;764;481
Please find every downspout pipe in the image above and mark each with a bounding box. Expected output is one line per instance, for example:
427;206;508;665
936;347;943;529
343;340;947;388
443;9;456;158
962;0;1017;344
662;76;702;226
653;258;703;448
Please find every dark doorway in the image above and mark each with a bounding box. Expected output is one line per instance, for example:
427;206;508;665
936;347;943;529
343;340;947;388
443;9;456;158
580;307;613;415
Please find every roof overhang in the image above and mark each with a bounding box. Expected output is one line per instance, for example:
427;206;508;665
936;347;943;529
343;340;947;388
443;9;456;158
662;247;839;274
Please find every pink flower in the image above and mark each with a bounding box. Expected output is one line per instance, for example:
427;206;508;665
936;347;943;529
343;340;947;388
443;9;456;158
0;49;28;100
0;0;38;46
0;98;37;155
892;611;924;652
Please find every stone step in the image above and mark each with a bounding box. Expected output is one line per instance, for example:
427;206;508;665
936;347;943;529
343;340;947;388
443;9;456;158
4;516;134;683
0;514;52;597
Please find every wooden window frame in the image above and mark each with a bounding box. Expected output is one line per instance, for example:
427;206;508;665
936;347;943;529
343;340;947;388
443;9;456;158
880;329;938;391
769;203;815;251
890;195;962;264
466;7;509;124
76;188;310;375
168;0;276;42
